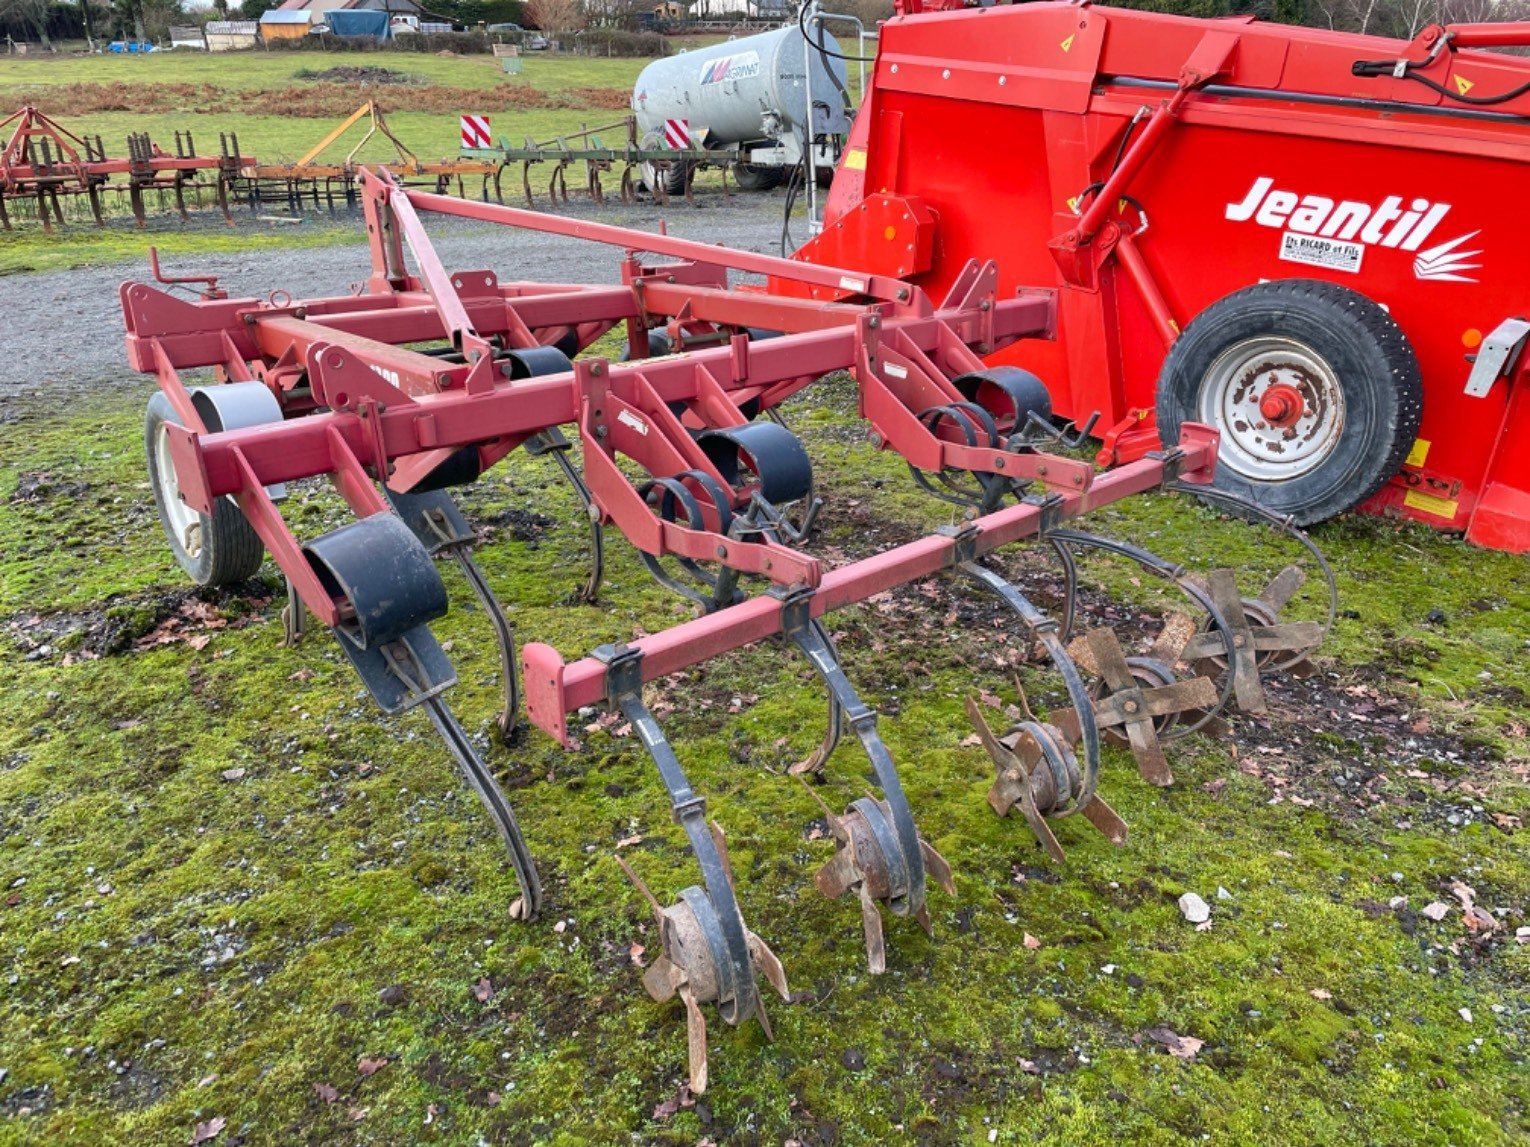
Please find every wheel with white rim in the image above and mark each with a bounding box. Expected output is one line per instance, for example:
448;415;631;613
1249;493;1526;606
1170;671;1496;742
1157;279;1423;526
145;392;265;586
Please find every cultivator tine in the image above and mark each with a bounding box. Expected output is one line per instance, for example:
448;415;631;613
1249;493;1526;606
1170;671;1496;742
424;693;543;920
956;554;1128;858
303;515;542;919
385;486;523;740
525;428;604;603
779;590;954;972
602;646;788;1093
281;577;306;646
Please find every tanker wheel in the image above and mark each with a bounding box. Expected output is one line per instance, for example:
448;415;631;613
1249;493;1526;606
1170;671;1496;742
145;392;265;587
731;162;783;192
640;159;693;198
1156;279;1423;526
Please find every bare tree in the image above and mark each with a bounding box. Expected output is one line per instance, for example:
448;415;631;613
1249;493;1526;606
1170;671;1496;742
524;0;584;37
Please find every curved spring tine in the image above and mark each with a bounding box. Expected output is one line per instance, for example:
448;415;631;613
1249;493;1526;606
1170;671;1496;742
789;617;844;775
451;550;521;741
1044;528;1238;737
543;446;605;604
779;595;931;922
598;649;776;1061
424;694;542;920
957;560;1101;813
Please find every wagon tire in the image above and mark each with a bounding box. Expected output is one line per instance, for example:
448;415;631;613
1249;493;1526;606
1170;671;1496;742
640;159;693;198
1156;279;1423;526
731;161;784;192
145;392;266;587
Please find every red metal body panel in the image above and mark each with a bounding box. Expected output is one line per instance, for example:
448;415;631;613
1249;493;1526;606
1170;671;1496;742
786;1;1530;550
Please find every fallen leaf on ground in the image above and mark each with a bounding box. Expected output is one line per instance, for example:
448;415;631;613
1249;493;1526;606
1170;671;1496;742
1144;1027;1204;1060
314;1083;339;1104
357;1057;388;1077
1421;902;1452;922
189;1116;226;1145
1023;933;1041;950
472;977;494;1003
1310;988;1333;1000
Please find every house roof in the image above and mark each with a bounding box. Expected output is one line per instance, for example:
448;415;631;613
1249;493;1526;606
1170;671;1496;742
260;9;314;22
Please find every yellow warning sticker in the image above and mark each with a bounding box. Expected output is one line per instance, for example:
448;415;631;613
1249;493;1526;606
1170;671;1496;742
1060;34;1075;52
1404;489;1458;519
1454;74;1474;96
1405;438;1430;467
843;148;867;171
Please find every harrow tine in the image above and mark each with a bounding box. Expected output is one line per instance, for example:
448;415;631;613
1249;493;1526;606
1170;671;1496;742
424;693;543;920
779;590;953;971
1260;563;1306;611
789;620;843;775
615;853;665;915
281;576;306;646
1148;610;1197;667
598;645;788;1093
525;429;604;603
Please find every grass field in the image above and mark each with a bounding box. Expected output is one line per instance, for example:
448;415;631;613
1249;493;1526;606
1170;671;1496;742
0;49;668;275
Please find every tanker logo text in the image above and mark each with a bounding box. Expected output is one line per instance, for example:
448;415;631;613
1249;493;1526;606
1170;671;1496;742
1225;176;1481;283
699;50;761;86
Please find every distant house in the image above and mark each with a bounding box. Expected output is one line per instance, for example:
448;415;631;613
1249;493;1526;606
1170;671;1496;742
205;20;260;51
690;0;775;17
258;9;315;40
169;24;207;49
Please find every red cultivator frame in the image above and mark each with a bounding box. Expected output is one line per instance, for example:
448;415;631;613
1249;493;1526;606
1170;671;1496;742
121;168;1335;1090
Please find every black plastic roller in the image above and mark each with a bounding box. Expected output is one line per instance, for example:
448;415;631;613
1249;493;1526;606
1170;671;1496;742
697;422;813;505
303;514;449;649
952;366;1053;436
501;345;574;380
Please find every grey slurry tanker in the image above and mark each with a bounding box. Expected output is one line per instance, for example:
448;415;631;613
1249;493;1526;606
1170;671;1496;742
630;24;851;194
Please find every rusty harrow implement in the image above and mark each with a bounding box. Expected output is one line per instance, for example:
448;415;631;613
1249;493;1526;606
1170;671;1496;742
0;105;242;232
120;167;1335;1091
458;116;743;208
227;102;499;217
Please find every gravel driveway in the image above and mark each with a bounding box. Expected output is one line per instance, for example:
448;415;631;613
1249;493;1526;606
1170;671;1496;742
0;196;791;399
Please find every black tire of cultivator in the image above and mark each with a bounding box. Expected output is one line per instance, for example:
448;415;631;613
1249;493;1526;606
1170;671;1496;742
144;388;271;588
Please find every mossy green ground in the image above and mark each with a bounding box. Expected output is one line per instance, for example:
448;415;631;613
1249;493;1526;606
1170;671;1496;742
0;365;1525;1144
